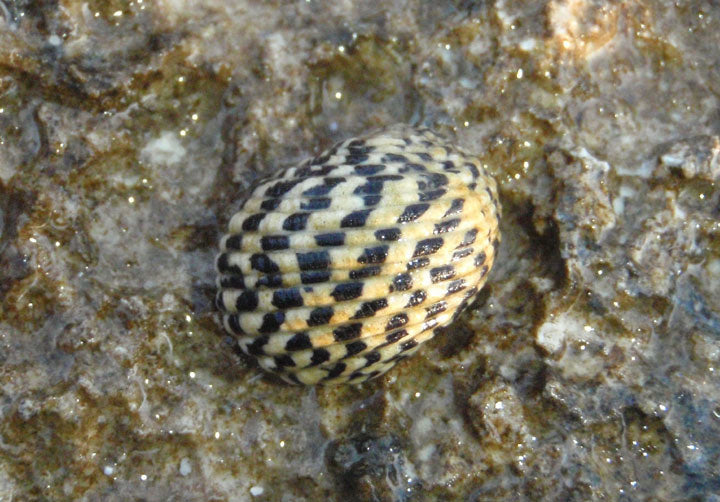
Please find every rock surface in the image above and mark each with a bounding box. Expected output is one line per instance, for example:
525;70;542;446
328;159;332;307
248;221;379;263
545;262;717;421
1;1;719;500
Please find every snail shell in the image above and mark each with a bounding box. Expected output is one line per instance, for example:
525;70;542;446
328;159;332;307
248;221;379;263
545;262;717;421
216;126;500;385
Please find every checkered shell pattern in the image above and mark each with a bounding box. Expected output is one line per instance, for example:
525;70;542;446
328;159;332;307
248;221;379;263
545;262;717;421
216;126;500;384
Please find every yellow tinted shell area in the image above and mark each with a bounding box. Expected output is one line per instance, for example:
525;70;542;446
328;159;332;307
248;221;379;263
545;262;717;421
216;126;501;385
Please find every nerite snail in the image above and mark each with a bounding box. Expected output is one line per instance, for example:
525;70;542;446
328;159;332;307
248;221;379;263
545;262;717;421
216;125;500;384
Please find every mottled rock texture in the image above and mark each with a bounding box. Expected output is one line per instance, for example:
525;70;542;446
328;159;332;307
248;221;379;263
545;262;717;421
1;1;719;500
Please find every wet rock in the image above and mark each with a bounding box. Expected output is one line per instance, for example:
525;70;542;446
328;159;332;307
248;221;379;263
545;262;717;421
2;0;720;500
655;135;720;182
328;433;421;502
466;377;534;473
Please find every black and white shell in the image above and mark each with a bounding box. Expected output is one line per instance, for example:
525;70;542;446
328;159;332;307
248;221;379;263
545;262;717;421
216;126;500;385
